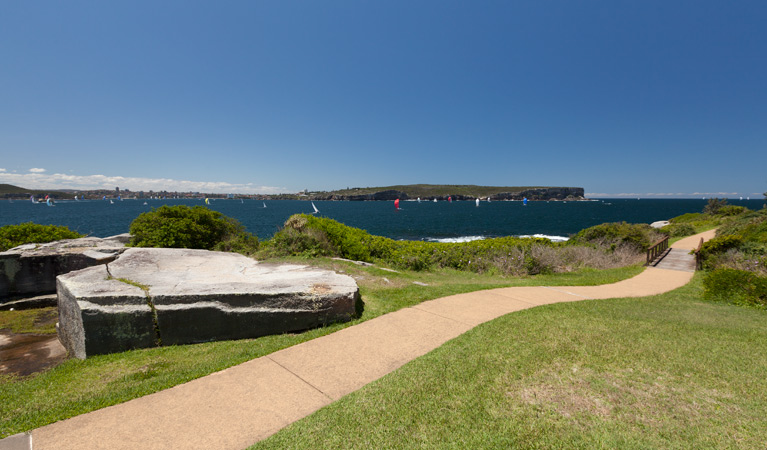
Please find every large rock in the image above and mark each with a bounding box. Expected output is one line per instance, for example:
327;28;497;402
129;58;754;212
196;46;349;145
57;248;361;359
0;234;129;302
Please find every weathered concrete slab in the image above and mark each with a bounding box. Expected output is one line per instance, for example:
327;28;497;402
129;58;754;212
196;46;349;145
0;234;129;302
57;248;361;358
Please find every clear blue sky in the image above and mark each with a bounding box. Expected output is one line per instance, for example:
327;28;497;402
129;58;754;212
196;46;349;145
1;1;765;197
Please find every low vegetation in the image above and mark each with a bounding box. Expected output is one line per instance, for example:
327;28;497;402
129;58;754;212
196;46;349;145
128;205;259;255
698;205;767;308
0;222;83;252
259;215;661;275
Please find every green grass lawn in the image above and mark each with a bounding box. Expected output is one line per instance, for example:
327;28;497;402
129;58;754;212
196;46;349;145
0;260;642;438
251;274;767;450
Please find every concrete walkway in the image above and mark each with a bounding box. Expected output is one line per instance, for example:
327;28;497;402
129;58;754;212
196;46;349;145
2;230;716;450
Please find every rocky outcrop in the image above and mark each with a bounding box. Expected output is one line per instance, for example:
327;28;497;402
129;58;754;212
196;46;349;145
57;248;361;359
0;234;129;302
490;187;585;201
336;190;408;201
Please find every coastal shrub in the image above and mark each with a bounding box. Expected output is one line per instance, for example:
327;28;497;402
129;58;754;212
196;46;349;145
265;214;644;275
715;205;748;216
703;268;767;308
670;213;703;224
128;205;258;254
0;222;83;251
699;235;743;270
569;222;663;251
703;197;729;215
661;223;696;237
716;209;767;244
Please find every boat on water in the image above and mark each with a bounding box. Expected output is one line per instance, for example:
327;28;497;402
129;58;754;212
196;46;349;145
475;198;480;207
263;202;267;208
394;198;401;210
311;202;319;214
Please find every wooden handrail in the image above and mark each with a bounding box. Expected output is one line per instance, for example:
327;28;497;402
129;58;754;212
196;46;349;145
693;237;704;270
646;236;669;265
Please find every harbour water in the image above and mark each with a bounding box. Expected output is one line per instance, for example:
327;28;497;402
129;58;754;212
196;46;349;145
1;198;763;242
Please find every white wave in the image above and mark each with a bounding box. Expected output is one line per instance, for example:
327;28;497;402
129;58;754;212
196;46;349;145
519;234;569;242
425;236;486;243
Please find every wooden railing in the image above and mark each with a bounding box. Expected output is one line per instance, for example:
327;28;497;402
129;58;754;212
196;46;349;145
694;237;704;270
646;236;669;265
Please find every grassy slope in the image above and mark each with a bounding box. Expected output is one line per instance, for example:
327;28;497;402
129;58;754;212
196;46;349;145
252;274;767;450
0;260;641;438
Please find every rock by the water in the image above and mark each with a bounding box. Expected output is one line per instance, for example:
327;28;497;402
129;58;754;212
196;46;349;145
57;248;361;359
0;234;129;302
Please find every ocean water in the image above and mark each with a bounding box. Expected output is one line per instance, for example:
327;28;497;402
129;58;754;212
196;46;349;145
1;198;764;242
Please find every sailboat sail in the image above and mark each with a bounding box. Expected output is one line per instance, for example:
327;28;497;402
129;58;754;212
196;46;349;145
394;198;400;210
311;202;319;214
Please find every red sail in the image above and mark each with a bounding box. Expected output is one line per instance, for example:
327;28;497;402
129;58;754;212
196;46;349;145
394;199;400;209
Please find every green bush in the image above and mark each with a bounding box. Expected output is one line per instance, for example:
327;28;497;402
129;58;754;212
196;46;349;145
699;235;743;267
661;223;696;238
670;212;704;224
715;205;748;216
568;222;662;251
128;205;258;254
703;268;767;308
703;197;729;215
0;222;83;251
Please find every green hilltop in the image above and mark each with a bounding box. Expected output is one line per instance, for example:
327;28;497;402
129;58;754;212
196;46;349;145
327;184;554;197
0;184;75;199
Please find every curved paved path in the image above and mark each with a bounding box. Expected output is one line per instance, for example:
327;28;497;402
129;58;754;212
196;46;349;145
2;230;716;450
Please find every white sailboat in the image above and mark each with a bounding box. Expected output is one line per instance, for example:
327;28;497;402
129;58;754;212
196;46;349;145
475;198;480;207
311;202;319;214
263;202;267;208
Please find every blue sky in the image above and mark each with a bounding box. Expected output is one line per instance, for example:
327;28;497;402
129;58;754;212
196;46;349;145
1;1;765;197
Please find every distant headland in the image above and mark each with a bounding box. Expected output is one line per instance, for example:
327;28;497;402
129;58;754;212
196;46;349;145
0;183;585;202
275;185;585;201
